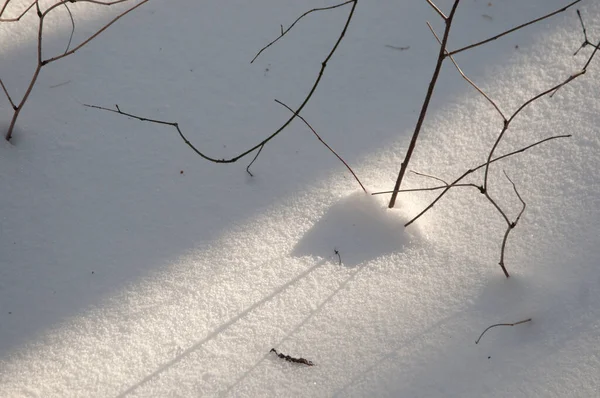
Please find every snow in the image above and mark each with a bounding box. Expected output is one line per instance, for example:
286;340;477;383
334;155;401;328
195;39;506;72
1;0;599;396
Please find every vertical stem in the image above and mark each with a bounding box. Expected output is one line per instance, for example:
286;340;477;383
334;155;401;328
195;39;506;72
5;64;42;140
388;0;461;208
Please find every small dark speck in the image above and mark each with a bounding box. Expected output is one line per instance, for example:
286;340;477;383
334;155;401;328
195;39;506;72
91;271;94;274
8;312;12;314
488;356;491;359
515;45;519;49
180;170;184;174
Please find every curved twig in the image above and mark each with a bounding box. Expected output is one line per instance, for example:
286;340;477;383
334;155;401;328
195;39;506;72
475;318;531;344
251;0;354;63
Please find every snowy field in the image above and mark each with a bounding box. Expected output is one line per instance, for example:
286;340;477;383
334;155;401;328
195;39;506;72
1;0;599;396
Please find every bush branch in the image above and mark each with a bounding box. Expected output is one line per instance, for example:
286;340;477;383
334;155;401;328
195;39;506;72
87;1;358;172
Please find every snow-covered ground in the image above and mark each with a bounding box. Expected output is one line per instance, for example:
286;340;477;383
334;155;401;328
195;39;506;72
1;0;599;396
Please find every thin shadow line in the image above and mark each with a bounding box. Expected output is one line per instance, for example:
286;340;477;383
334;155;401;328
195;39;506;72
219;261;368;397
116;258;328;397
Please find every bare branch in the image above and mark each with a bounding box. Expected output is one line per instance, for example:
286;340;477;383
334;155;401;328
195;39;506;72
246;144;264;177
86;1;359;167
448;0;582;57
475;318;532;344
426;0;447;20
388;0;461;208
251;0;355;64
275;99;367;193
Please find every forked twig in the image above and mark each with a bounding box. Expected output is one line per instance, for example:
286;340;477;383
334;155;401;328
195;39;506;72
475;318;532;344
0;0;35;22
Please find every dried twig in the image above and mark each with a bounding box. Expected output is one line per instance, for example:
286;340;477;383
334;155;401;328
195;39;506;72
274;99;366;193
475;318;531;344
270;348;314;366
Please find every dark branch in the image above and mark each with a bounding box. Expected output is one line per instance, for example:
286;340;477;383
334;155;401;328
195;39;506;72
448;0;582;56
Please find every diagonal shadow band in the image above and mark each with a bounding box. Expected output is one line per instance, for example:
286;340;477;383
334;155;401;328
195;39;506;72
116;257;329;397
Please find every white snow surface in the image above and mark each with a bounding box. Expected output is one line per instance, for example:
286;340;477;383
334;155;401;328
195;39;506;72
1;0;599;397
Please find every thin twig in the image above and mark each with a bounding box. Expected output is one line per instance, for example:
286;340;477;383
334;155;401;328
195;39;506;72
0;79;16;109
475;318;532;344
573;9;599;56
426;22;506;121
448;0;582;56
250;0;354;63
497;171;526;277
426;0;447;20
275;99;367;193
388;0;461;208
411;170;449;186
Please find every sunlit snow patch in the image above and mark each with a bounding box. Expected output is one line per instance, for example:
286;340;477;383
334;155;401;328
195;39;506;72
292;191;420;267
